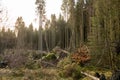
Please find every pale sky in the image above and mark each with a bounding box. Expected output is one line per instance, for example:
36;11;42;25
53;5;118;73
2;0;62;29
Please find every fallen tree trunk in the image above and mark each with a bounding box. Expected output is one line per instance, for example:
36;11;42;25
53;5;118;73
53;46;70;54
81;71;100;80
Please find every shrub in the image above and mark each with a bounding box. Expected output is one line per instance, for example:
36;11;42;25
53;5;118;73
57;57;71;68
59;63;83;80
57;57;83;80
25;60;41;69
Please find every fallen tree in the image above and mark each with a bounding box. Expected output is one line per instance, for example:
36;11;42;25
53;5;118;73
81;71;100;80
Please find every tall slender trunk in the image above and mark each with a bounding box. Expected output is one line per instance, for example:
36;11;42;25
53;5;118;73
38;14;42;51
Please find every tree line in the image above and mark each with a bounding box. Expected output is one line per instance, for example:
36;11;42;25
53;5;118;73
0;16;71;52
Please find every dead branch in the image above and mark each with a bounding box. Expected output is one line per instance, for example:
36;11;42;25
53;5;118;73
81;71;100;80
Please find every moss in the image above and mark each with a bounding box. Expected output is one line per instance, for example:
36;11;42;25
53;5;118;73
43;53;57;61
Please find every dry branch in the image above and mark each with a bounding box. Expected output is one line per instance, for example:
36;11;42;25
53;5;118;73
81;71;100;80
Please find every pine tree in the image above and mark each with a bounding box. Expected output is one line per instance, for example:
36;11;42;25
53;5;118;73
35;0;46;51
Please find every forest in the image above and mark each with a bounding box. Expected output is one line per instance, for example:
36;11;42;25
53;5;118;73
0;0;120;80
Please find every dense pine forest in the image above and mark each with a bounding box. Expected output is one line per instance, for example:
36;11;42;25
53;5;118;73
0;0;120;80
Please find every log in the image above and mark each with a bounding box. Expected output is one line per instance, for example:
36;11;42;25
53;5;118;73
81;71;100;80
53;46;70;54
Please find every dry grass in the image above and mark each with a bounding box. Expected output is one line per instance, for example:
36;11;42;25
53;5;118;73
0;68;71;80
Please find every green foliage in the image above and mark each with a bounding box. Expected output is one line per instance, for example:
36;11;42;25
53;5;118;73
42;53;57;61
57;57;71;68
0;27;16;53
25;59;41;69
82;65;98;71
23;51;42;69
57;57;83;80
59;63;83;80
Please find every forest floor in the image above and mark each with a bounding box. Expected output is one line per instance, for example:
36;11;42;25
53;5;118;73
0;67;112;80
0;68;72;80
0;48;113;80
